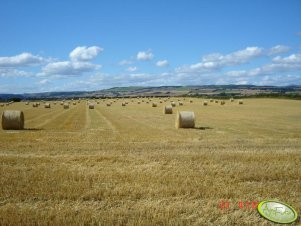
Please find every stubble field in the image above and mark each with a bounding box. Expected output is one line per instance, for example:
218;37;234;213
0;98;300;225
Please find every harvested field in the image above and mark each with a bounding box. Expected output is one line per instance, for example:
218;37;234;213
0;98;300;225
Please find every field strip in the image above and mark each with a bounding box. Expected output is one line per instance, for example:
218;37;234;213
94;108;119;134
25;108;63;123
32;108;73;129
84;105;91;130
123;114;184;139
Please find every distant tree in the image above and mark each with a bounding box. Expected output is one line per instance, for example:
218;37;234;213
10;97;22;102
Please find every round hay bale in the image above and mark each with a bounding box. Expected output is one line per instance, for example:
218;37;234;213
137;101;141;104
106;103;111;106
171;102;176;107
32;103;38;107
210;99;213;102
215;100;219;103
238;100;243;104
64;103;69;109
60;101;64;105
89;104;95;109
122;102;126;106
203;101;208;106
164;105;173;114
152;103;157;107
175;111;195;129
73;102;76;105
25;102;29;105
179;102;183;106
189;100;193;103
44;103;51;108
0;103;4;107
2;110;24;130
220;100;225;105
230;98;234;102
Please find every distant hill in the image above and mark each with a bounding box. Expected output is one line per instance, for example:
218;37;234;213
0;85;300;100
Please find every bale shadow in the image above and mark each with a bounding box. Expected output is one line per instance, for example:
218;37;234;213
194;126;213;130
24;128;44;131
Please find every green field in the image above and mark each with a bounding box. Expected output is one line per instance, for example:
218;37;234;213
0;98;300;225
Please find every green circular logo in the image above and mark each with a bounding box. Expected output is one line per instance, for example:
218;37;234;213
257;200;298;224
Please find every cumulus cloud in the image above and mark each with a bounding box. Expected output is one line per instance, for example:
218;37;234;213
69;46;103;61
119;60;133;65
0;52;44;67
177;47;263;73
137;50;153;61
268;45;290;55
0;68;34;77
156;60;169;67
127;66;137;72
39;61;101;77
39;79;50;84
272;54;301;64
226;53;301;78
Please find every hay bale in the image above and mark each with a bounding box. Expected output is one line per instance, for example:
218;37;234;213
89;104;95;109
44;103;51;108
164;105;173;114
230;98;234;102
64;103;69;109
32;103;38;107
215;100;219;103
137;101;141;104
238;100;243;105
122;102;126;106
0;103;4;107
203;101;208;106
60;101;64;105
210;99;213;102
25;102;29;105
1;110;24;130
189;100;193;103
152;103;157;107
220;100;225;105
171;102;176;107
106;103;111;106
175;111;195;129
179;102;183;106
73;102;76;105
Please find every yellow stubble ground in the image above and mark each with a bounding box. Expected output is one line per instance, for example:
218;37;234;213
0;98;300;225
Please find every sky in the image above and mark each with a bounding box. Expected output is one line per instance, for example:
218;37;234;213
0;0;301;94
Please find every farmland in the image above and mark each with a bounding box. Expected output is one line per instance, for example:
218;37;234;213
0;98;301;225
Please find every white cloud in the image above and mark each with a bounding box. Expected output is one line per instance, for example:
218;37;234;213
0;68;34;77
127;66;137;72
268;45;290;55
39;61;101;77
39;79;50;84
119;60;133;65
272;54;301;64
137;50;153;61
69;46;103;61
177;46;263;73
0;52;44;67
156;60;169;67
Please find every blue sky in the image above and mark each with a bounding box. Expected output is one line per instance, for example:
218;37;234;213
0;0;301;93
